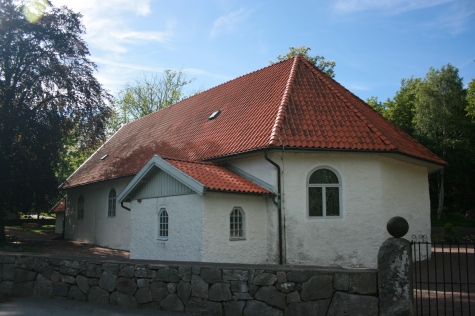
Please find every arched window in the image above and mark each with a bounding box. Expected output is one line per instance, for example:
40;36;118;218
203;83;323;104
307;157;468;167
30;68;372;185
158;209;168;240
308;168;341;217
230;207;245;240
108;189;116;217
77;195;84;220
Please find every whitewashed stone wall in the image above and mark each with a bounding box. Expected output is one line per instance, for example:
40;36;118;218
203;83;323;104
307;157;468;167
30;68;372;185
282;152;431;268
130;194;204;262
225;151;431;268
65;177;133;251
202;193;269;264
54;213;64;234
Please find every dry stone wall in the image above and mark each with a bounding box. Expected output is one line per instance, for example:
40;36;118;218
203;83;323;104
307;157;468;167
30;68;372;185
0;254;378;315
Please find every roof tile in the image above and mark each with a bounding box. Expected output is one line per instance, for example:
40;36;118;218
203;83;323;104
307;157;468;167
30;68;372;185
61;56;445;189
165;159;270;194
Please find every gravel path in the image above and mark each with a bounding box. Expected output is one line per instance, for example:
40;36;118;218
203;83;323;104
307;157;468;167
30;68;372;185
3;228;129;260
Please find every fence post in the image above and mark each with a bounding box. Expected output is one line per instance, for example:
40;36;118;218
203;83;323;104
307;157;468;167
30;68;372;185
378;216;413;316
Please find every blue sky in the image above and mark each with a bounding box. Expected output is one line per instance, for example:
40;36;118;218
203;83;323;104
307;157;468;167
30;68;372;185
50;0;475;102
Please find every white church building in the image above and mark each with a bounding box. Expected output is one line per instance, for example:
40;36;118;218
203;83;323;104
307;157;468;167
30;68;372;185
60;56;445;268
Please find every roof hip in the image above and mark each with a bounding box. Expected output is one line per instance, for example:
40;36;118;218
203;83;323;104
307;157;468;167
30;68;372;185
299;57;397;150
269;55;300;146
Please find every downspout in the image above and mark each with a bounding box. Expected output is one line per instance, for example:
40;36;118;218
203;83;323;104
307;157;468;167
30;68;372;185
62;195;66;240
121;202;131;211
264;149;283;265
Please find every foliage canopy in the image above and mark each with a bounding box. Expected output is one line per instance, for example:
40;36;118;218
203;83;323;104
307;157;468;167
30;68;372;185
109;70;195;135
367;64;475;219
272;46;336;78
0;0;111;239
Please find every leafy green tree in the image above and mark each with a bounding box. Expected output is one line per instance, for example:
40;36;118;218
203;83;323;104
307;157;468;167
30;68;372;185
108;70;195;135
414;64;470;219
367;78;420;136
0;0;111;240
272;46;336;78
466;79;475;119
386;78;421;136
366;96;388;116
55;132;97;184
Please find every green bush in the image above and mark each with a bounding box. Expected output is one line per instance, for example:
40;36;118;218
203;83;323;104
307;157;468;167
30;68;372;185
443;223;460;243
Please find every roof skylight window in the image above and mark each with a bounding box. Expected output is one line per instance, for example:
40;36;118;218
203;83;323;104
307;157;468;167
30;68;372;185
208;110;221;121
100;154;109;161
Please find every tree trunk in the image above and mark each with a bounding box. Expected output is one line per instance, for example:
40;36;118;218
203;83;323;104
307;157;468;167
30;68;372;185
437;169;445;220
0;216;7;242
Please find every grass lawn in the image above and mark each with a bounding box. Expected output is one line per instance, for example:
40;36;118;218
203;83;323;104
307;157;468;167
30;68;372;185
5;225;55;233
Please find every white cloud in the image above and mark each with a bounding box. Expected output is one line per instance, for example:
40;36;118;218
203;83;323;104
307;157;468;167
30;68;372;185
210;9;251;39
51;0;151;17
90;57;231;93
425;4;475;34
334;0;453;13
50;0;171;54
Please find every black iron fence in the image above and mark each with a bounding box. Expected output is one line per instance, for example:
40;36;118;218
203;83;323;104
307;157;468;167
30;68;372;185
412;236;475;315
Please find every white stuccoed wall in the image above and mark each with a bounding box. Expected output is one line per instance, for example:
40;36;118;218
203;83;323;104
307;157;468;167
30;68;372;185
380;155;432;260
65;177;132;251
226;153;280;263
130;194;204;261
54;213;64;234
227;152;278;186
281;152;431;269
202;193;269;264
65;150;432;267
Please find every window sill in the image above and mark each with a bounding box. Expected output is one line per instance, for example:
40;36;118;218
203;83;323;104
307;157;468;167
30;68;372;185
229;237;246;241
157;238;168;242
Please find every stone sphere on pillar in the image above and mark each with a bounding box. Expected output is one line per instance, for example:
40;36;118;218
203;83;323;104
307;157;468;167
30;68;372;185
386;216;409;238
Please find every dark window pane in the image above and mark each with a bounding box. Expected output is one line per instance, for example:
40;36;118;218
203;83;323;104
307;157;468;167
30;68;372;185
309;169;339;184
309;187;323;216
326;187;340;216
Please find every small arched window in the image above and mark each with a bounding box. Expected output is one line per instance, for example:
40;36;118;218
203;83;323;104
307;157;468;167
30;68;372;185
77;195;84;220
230;207;245;240
308;168;341;217
108;189;116;217
158;209;168;241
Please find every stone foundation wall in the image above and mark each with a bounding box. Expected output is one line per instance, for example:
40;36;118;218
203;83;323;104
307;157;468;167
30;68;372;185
0;254;378;315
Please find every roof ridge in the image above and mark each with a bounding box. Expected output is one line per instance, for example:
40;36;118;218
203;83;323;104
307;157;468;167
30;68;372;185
269;55;300;146
299;57;396;150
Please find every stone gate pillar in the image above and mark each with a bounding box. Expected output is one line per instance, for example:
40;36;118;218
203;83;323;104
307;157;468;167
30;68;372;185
378;216;413;316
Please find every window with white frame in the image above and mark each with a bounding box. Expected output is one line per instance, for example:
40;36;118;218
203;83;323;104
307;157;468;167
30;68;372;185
108;189;116;217
308;168;341;217
158;209;168;240
230;207;245;240
77;195;84;219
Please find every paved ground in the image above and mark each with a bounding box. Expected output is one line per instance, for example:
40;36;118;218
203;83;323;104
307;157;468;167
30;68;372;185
0;296;195;316
3;229;129;260
414;243;475;315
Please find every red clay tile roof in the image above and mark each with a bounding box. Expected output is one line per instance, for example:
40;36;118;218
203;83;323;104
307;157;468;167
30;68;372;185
164;158;271;194
50;198;65;213
61;56;445;189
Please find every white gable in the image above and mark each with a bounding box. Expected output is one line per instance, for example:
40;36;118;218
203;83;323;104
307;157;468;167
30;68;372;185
132;168;195;200
118;156;205;203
